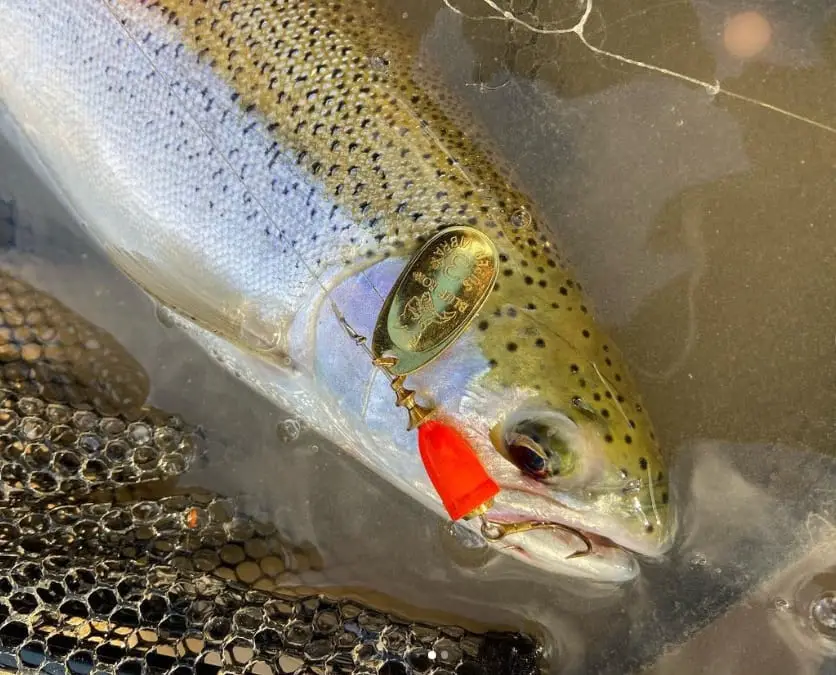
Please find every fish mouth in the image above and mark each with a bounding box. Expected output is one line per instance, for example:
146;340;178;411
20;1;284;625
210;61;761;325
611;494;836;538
481;513;640;582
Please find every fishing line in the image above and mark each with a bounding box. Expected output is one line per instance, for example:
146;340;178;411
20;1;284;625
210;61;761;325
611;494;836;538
443;0;836;135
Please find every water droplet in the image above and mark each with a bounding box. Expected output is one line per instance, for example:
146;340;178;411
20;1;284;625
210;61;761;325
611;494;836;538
446;522;486;550
622;479;642;495
368;52;389;73
276;418;305;443
438;521;494;569
772;597;791;612
510;207;532;229
154;304;176;328
811;593;836;637
689;552;707;566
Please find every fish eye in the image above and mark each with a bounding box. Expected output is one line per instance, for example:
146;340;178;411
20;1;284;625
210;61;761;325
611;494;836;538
501;414;578;480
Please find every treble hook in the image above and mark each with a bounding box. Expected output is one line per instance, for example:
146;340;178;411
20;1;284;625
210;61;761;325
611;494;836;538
479;517;594;559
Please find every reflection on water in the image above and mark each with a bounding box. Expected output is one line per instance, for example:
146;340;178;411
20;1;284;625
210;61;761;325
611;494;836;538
2;0;836;673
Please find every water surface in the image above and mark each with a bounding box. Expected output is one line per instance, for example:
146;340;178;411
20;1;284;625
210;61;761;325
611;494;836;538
2;1;836;673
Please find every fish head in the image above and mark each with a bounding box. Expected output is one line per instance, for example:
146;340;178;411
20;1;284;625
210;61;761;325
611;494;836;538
436;246;676;582
473;398;674;581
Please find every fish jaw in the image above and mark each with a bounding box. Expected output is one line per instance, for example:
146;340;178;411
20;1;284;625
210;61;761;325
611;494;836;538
483;514;640;583
479;484;675;582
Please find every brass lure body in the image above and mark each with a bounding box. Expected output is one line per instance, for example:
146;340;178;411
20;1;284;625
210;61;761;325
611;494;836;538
0;0;674;580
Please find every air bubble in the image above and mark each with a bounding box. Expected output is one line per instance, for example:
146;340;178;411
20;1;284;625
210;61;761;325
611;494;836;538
510;207;532;229
154;304;177;328
689;552;707;566
772;597;791;612
622;479;642;495
368;52;389;72
276;418;304;443
811;593;836;638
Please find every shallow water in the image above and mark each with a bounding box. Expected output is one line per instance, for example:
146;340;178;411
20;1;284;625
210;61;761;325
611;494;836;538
1;0;836;673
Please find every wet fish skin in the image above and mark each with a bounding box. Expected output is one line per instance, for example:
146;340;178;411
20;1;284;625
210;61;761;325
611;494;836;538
0;0;673;579
0;268;543;675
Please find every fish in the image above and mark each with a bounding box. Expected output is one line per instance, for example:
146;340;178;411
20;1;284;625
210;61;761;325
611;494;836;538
0;266;542;675
0;0;675;580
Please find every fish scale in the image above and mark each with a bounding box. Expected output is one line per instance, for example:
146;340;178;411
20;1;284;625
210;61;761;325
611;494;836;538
0;0;672;579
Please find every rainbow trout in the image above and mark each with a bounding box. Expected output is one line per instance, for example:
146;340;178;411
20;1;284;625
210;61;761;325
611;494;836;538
0;0;674;580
